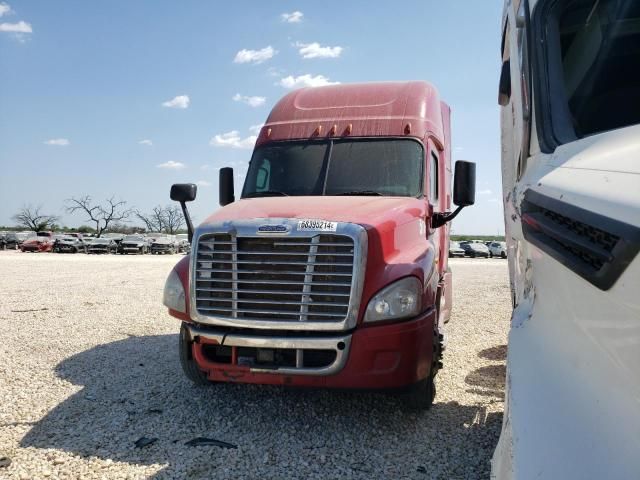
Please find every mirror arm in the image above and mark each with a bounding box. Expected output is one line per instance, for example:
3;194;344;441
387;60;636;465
432;206;464;229
179;202;195;243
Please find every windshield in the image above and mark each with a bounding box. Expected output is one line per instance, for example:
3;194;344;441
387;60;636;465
242;139;424;198
537;0;640;143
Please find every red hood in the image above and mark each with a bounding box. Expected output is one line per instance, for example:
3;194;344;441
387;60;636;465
202;196;428;232
23;237;49;245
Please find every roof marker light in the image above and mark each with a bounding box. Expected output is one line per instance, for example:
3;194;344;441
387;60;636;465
329;124;337;136
266;128;272;138
404;122;412;134
344;124;353;135
313;125;322;136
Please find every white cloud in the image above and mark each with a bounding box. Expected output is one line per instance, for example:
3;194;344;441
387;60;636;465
210;130;257;149
0;3;12;17
162;95;189;109
249;124;264;135
296;42;343;59
278;74;339;89
0;20;31;33
233;46;276;65
478;189;493;195
156;160;185;169
281;11;303;23
196;180;211;187
138;139;153;146
232;93;266;108
44;138;70;146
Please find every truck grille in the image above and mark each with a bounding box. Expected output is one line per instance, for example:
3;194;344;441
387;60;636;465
195;233;355;323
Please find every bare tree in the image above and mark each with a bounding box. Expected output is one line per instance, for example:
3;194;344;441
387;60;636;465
12;205;59;232
136;205;185;234
163;205;185;234
66;196;132;237
135;206;166;232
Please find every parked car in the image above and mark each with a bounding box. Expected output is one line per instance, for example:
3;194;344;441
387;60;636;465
175;233;190;254
87;237;117;254
449;241;466;258
487;241;506;258
0;233;6;250
21;232;55;252
459;241;490;258
54;235;87;253
151;235;179;255
120;235;149;254
103;233;124;249
4;233;17;250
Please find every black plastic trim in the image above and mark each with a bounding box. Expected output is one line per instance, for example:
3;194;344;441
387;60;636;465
522;189;640;290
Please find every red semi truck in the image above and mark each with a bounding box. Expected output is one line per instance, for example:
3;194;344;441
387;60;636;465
163;81;475;409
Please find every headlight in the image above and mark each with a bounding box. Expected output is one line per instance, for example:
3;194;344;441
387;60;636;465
163;269;186;313
364;277;422;323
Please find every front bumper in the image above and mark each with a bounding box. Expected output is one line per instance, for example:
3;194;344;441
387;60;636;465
122;245;143;252
58;244;80;252
22;244;51;252
186;307;436;389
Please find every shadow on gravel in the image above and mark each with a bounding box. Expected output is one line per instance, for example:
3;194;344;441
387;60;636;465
465;347;507;400
477;345;507;361
21;335;503;479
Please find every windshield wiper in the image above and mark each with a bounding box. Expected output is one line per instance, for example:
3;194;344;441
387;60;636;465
335;190;383;196
244;190;289;198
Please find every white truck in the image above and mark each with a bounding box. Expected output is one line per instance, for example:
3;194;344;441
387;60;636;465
493;0;640;478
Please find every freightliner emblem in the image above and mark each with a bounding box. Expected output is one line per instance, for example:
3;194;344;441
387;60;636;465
257;224;290;234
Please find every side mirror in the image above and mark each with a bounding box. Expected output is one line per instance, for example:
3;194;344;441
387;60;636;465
453;160;476;207
219;167;235;206
169;183;197;243
431;160;476;229
170;183;197;203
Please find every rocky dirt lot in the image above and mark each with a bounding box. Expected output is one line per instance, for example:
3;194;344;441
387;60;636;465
0;251;511;480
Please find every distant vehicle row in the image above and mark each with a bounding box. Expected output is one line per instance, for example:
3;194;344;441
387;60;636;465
449;240;507;258
0;231;190;254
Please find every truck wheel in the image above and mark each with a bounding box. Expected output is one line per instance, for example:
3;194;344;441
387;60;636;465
404;375;436;411
179;324;210;386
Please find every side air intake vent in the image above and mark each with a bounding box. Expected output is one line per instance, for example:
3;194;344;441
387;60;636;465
521;190;640;290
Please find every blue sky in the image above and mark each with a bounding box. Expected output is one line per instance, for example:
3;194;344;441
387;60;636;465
0;1;504;235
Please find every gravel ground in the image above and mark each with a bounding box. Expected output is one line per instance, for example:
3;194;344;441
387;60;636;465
0;251;511;480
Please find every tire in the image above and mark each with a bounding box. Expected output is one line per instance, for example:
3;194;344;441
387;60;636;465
501;252;506;259
403;375;436;411
179;324;210;386
470;252;476;258
489;251;493;258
